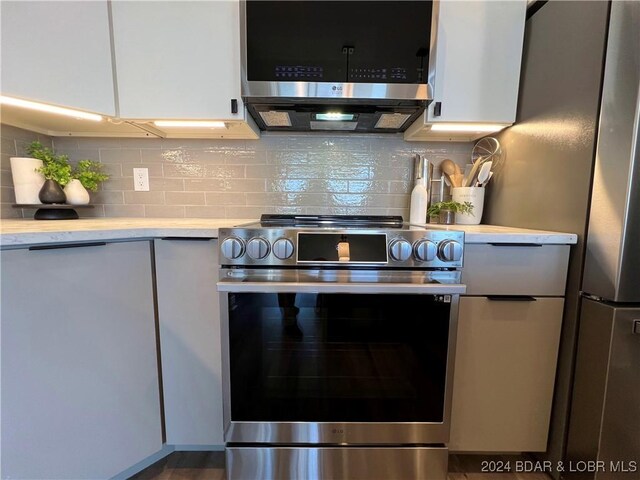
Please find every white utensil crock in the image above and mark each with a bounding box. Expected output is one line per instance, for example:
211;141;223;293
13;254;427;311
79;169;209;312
63;179;90;205
10;157;45;204
452;186;485;225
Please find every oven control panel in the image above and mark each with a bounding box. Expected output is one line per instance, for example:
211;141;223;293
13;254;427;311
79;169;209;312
219;228;464;269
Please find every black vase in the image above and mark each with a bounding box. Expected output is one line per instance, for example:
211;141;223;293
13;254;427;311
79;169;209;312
39;179;66;204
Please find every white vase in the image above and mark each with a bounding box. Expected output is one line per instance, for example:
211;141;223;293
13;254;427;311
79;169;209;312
452;186;485;225
63;179;90;205
10;157;45;204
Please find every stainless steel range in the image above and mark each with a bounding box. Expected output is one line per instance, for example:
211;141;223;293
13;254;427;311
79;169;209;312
217;215;466;480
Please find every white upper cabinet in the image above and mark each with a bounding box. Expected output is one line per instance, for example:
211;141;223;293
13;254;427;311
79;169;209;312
0;1;116;116
405;0;526;141
111;0;243;121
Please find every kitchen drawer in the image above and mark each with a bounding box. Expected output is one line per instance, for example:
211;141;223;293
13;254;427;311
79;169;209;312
450;296;564;452
462;243;570;296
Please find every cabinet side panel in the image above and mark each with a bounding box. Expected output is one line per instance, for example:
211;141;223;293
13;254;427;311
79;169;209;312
154;239;224;446
483;1;610;470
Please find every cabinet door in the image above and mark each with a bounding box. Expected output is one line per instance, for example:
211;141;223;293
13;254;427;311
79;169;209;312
1;242;162;479
154;239;224;446
427;0;526;123
450;296;563;452
112;1;244;120
0;1;115;115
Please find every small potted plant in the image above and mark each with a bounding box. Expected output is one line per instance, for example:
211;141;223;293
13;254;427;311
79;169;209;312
65;160;109;205
26;141;72;204
427;201;474;225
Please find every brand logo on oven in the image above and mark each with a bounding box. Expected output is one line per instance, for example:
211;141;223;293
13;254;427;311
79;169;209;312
332;428;345;434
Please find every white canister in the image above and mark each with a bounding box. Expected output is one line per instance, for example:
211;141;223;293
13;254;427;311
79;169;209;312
64;179;90;205
452;186;485;225
10;157;45;204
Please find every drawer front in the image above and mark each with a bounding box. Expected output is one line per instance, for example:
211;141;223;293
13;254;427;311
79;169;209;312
450;296;564;452
462;243;570;296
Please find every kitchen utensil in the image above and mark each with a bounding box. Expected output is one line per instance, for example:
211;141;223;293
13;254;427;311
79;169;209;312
471;137;504;172
479;172;494;187
440;159;464;187
475;161;492;186
440;159;461;176
442;174;452;187
451;173;465;188
463;154;485;187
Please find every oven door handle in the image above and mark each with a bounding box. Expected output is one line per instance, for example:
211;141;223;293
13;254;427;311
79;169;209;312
217;280;466;295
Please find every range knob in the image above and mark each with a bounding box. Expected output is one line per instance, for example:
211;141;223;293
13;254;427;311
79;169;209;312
272;238;295;260
389;238;412;262
220;236;245;259
246;237;270;260
438;240;463;262
414;239;437;262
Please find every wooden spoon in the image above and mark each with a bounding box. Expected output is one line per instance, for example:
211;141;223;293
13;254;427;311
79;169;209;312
441;159;463;187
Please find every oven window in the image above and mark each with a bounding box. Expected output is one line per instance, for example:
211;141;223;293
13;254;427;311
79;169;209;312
228;293;450;422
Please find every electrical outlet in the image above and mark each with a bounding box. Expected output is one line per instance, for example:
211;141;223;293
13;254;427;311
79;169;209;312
133;168;149;191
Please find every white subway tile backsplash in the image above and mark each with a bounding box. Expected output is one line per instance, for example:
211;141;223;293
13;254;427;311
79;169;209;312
165;191;206;206
104;204;145;217
102;177;135;191
65;148;100;163
184;178;266;192
90;191;124;205
1;154;13;170
184;205;227;219
1;137;17;156
1;186;16;203
1;170;14;187
1;125;473;219
123;191;165;205
145;205;186;218
348;180;389;194
99;148;142;164
149;178;185;191
205;192;247;206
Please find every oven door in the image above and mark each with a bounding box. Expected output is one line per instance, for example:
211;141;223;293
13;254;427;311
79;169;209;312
218;269;464;445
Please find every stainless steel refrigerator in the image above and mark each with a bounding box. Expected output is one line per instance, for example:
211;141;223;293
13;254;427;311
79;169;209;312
484;1;639;478
565;0;640;476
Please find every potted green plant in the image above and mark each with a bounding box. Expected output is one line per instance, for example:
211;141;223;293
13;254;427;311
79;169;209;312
427;200;474;225
65;160;109;205
26;141;72;204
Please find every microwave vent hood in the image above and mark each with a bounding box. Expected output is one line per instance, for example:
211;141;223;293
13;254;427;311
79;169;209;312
241;0;434;133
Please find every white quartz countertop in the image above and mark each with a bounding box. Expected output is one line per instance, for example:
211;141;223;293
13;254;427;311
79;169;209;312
416;224;578;244
0;218;254;246
0;218;578;246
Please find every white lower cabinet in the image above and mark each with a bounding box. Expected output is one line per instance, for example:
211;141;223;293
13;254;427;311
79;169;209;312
0;241;163;479
450;296;564;452
154;239;224;447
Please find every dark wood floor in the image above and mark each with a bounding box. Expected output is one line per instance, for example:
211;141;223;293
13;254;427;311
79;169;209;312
131;451;552;480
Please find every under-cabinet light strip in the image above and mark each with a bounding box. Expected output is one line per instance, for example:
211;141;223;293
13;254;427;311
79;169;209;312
154;120;226;128
0;96;103;122
430;123;507;133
